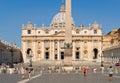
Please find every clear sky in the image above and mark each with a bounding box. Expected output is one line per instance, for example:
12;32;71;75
0;0;120;47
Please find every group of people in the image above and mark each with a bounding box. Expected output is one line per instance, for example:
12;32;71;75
82;66;99;77
0;63;18;74
0;63;115;81
82;65;114;81
0;63;32;80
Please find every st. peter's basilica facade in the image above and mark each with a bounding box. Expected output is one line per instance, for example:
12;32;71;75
21;2;102;63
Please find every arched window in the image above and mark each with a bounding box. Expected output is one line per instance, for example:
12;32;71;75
93;48;98;59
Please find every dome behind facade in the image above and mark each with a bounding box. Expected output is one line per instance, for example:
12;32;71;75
50;5;75;28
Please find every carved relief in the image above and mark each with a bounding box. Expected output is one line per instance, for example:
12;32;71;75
37;50;41;54
83;41;88;58
84;50;88;58
37;50;41;58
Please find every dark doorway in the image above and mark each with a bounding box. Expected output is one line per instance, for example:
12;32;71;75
93;48;98;59
61;52;64;60
27;48;32;55
45;52;49;59
76;52;79;59
19;51;24;63
55;54;58;60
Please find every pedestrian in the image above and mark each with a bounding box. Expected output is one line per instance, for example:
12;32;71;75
100;66;104;74
48;67;52;74
108;66;113;81
21;67;25;79
93;67;97;74
82;66;87;77
28;69;31;80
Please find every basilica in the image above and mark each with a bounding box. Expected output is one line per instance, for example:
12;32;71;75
21;0;102;64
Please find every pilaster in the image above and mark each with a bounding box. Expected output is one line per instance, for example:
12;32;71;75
72;41;75;60
41;41;44;60
33;40;36;61
58;41;60;60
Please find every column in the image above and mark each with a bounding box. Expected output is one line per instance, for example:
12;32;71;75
41;40;44;60
22;41;27;63
58;41;60;60
33;40;36;61
52;40;55;60
87;41;90;60
72;40;75;60
80;41;83;59
50;40;52;60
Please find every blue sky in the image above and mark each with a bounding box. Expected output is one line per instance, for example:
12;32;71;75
0;0;120;47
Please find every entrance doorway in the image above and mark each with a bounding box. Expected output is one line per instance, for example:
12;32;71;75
26;48;32;55
45;52;49;59
93;48;98;59
61;52;64;60
55;54;58;60
75;52;80;59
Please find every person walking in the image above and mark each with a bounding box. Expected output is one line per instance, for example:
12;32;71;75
28;69;31;80
83;66;87;77
21;67;25;79
100;65;104;74
93;67;97;74
108;66;113;81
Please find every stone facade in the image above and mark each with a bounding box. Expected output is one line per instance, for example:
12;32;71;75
103;28;120;63
103;28;120;48
0;40;23;64
21;2;102;63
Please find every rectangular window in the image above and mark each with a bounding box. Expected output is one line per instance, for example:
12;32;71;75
46;31;49;34
76;29;79;34
75;41;80;48
45;41;49;47
94;30;97;34
93;40;98;46
27;41;31;47
38;31;40;34
28;30;31;34
60;41;64;47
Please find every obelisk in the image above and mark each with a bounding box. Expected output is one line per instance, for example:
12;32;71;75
64;0;72;66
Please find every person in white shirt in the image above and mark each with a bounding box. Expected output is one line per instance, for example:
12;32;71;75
108;66;113;81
